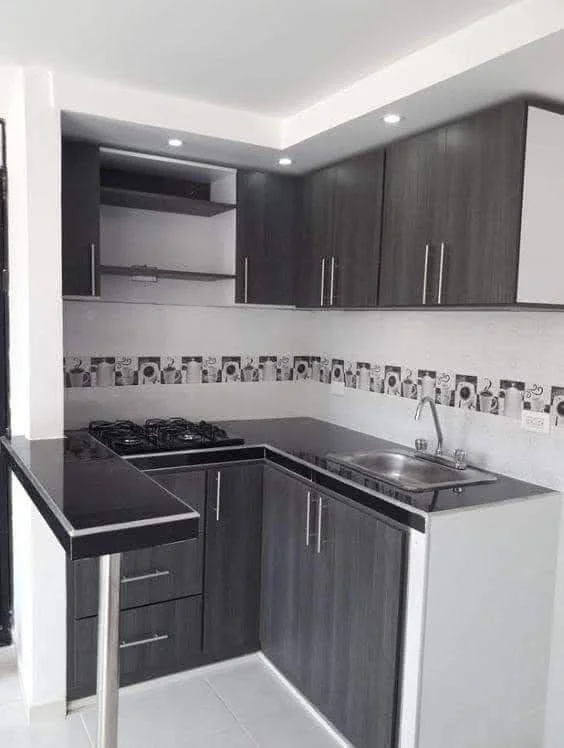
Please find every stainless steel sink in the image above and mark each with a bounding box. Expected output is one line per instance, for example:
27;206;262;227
334;450;497;492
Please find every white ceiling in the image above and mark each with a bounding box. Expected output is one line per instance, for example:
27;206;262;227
62;29;564;174
1;0;520;116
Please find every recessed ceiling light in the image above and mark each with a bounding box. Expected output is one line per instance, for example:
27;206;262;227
383;113;402;125
168;137;183;147
278;157;293;166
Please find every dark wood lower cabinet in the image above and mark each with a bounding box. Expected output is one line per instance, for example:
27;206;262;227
71;538;203;619
67;460;405;746
68;596;203;700
203;464;263;659
261;465;406;748
260;465;315;690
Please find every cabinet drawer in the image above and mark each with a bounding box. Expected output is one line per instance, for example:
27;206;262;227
71;538;203;618
68;596;202;699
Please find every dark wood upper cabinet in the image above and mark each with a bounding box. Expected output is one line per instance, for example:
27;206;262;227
332;151;385;307
296;166;336;307
62;140;100;297
380;100;528;307
379;128;446;306
203;463;263;660
236;171;300;305
297;152;385;308
439;101;527;305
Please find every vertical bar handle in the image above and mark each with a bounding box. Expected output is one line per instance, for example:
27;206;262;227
90;242;97;296
316;497;323;554
305;491;312;547
438;242;446;304
244;257;249;304
330;257;336;306
422;243;430;305
210;471;221;521
320;258;326;307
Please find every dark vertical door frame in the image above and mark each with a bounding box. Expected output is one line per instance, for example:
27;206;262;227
0;118;12;646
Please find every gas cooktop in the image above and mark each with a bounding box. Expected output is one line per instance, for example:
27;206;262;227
88;418;245;456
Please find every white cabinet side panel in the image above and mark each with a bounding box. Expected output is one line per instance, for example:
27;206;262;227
517;108;564;304
398;530;428;748
418;494;561;748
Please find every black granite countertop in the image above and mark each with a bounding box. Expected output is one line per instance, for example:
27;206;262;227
129;418;554;533
3;418;553;555
1;432;199;559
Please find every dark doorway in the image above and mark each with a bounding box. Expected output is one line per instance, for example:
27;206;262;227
0;120;12;646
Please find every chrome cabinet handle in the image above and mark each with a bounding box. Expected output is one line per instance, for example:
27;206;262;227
121;570;170;584
438;242;446;304
90;242;96;296
305;491;312;547
329;257;336;306
422;243;430;304
120;633;169;650
320;258;326;307
316;497;323;554
244;257;249;304
210;471;221;521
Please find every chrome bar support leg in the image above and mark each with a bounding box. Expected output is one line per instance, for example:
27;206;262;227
96;553;121;748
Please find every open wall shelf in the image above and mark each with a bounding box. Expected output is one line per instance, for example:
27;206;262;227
100;265;236;282
101;187;235;217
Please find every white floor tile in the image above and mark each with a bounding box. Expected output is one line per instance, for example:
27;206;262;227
0;713;91;748
81;676;240;747
206;659;300;720
0;700;28;731
0;646;22;706
240;707;343;748
180;725;257;747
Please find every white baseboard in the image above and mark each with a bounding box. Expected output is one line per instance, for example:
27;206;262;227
68;652;259;712
258;653;352;747
27;699;67;724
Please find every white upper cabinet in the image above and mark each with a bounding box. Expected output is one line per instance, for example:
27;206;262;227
517;106;564;305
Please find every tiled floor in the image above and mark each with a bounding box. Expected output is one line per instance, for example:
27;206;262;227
0;648;348;747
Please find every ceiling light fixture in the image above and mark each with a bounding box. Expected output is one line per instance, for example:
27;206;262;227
278;156;293;166
168;137;183;147
383;113;402;125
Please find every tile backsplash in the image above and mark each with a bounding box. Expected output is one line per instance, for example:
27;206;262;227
64;353;302;387
65;352;564;426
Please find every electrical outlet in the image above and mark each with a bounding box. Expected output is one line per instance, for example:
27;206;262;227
331;380;345;397
521;410;551;434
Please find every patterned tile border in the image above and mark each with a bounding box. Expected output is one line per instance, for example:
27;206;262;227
64;353;564;427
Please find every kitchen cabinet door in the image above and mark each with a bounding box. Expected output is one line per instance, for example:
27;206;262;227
260;466;317;691
296;166;336;307
71;470;206;618
68;596;203;699
236;171;300;305
332;150;385;307
439;101;526;305
317;492;406;748
62;140;100;297
379;128;446;306
203;463;263;659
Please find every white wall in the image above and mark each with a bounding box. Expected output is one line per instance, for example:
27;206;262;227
6;68;66;719
63;301;315;427
309;309;564;490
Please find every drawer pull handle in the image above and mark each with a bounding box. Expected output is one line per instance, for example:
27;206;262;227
120;633;169;650
210;471;221;522
316;497;323;555
121;570;170;584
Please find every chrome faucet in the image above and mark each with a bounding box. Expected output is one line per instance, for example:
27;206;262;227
414;396;444;455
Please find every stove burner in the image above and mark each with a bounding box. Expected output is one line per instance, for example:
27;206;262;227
89;418;244;455
176;431;198;441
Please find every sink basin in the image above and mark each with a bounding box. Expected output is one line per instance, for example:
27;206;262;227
334;451;497;492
